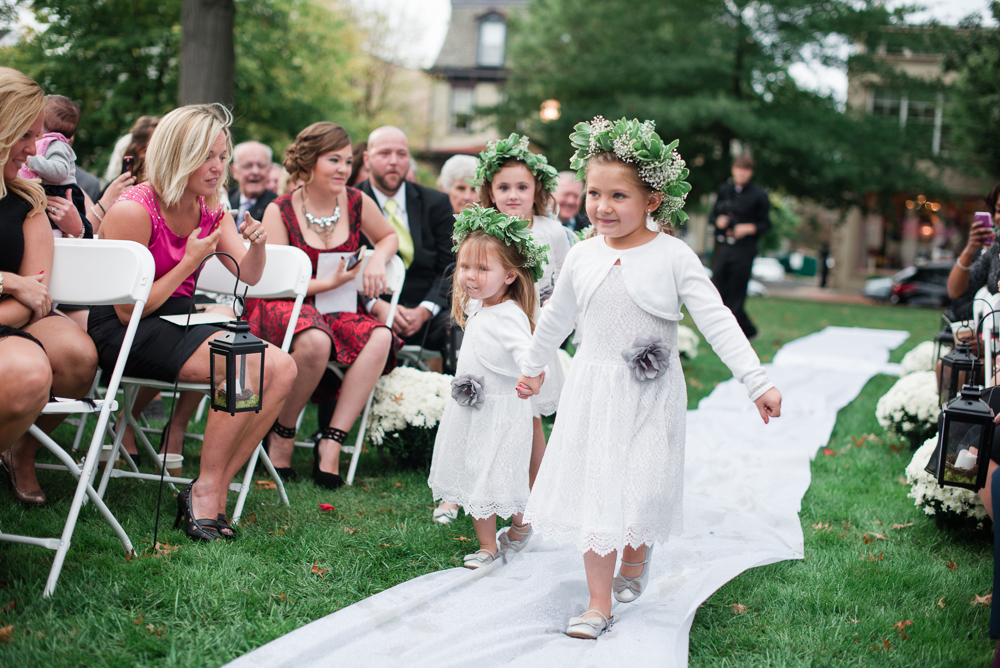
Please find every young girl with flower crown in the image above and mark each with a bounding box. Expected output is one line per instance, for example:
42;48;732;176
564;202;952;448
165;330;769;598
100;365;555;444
474;134;569;477
432;135;567;526
427;205;549;568
515;117;783;638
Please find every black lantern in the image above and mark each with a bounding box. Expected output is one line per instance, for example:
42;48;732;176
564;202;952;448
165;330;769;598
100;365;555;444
932;323;954;371
937;342;982;407
209;320;267;415
925;385;995;491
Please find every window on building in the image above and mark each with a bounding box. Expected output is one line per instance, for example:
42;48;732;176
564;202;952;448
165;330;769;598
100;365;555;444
477;15;506;67
450;86;475;134
869;87;947;155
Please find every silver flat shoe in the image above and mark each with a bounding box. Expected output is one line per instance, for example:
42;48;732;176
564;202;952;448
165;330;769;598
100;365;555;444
432;505;459;525
565;610;610;639
497;522;532;553
463;546;498;569
613;544;654;603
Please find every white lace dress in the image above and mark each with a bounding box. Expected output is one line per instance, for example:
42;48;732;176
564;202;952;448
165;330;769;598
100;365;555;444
428;301;535;520
523;267;686;555
529;215;571;417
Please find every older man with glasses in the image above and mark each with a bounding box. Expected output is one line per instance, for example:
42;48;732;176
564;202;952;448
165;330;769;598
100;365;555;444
228;141;277;227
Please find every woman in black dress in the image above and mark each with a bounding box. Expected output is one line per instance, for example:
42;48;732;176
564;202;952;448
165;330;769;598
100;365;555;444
0;67;98;506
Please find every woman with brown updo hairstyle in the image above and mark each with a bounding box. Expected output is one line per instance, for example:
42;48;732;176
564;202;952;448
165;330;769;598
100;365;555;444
242;121;401;489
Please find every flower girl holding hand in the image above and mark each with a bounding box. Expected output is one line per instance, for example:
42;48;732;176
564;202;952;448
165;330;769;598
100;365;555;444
515;117;782;638
427;206;549;568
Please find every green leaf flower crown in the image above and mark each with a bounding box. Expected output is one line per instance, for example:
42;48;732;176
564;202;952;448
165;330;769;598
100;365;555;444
569;116;692;227
470;133;559;193
452;205;550;283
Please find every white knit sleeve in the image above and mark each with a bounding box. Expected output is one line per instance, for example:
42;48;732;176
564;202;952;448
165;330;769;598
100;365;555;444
675;246;772;399
521;250;581;377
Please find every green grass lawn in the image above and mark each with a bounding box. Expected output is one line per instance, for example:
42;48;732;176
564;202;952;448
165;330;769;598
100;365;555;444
0;296;994;667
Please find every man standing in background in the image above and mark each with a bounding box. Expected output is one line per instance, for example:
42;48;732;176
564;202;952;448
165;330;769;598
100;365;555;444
554;171;587;233
228;141;277;225
708;155;771;340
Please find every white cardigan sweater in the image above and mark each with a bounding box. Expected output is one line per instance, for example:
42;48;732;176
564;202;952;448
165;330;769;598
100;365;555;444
520;233;773;400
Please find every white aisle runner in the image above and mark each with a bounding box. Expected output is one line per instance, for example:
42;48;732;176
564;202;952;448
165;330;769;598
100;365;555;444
228;326;908;668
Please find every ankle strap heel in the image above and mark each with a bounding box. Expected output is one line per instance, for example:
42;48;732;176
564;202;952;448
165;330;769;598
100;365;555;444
271;421;297;439
313;426;347;490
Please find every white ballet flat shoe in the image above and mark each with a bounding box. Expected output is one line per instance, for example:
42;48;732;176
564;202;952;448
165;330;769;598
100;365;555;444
613;544;654;603
497;522;532;553
565;610;611;639
463;546;498;569
432;506;459;524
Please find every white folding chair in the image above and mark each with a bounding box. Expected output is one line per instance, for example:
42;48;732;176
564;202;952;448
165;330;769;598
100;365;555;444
292;252;405;485
100;245;312;524
0;239;154;597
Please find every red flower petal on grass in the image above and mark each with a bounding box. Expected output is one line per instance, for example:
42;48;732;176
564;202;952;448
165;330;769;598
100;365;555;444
823;448;836;456
318;504;335;511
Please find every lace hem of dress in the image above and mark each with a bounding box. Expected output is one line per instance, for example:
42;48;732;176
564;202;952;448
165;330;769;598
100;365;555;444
530;396;559;418
522;513;678;556
434;489;527;521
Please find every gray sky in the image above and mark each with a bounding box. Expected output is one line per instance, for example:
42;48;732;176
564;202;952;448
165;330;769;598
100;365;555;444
378;0;995;102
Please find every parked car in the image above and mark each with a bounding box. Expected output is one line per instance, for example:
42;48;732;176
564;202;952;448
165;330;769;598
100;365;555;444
863;277;893;301
889;262;953;307
751;257;786;283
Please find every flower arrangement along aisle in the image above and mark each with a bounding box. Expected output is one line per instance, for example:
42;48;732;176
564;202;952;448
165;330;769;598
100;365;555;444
677;325;700;359
906;437;989;529
899;341;935;375
875;370;941;449
366;366;453;469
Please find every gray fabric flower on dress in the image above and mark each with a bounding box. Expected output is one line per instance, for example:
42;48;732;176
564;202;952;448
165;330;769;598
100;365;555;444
621;337;670;382
451;374;486;408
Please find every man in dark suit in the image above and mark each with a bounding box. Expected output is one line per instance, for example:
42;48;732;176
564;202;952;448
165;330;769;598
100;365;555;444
228;141;277;225
708;154;771;340
356;126;455;364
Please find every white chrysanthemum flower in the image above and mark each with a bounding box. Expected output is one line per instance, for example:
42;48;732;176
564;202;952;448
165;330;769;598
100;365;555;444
366;367;452;445
906;436;985;520
875;370;940;437
900;341;936;375
677;325;700;359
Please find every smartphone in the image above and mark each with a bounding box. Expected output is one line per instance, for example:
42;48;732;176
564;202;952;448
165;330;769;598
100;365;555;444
344;246;366;271
974;212;994;247
121;155;135;176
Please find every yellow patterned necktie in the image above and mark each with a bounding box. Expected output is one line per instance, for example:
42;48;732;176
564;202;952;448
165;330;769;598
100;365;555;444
384;199;414;268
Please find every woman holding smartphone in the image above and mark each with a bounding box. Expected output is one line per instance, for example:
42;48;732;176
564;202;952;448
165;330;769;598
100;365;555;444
242;121;400;490
947;181;1000;319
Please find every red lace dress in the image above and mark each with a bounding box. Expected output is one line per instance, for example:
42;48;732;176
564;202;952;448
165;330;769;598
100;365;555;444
243;187;401;401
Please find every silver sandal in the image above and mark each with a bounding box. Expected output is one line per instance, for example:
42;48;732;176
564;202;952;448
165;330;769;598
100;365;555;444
613;544;654;603
497;522;532;553
565;609;611;639
462;546;498;569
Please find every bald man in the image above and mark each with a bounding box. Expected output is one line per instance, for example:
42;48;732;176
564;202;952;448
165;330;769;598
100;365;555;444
228;141;277;226
555;170;588;233
356;126;455;362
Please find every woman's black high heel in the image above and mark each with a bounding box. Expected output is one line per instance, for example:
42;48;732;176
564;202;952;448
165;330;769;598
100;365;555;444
313;427;346;490
264;420;298;481
173;482;220;542
216;513;236;540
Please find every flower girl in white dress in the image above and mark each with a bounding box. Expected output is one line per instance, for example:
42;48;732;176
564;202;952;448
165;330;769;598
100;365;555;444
428;206;549;568
516;117;783;638
473;133;570;484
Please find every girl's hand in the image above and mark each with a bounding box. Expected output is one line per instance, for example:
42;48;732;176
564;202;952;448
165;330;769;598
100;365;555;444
47;190;84;237
6;271;51;323
101;171;136;206
754;387;782;424
360;248;385;299
238;212;267;246
183;225;222;269
516;372;545;399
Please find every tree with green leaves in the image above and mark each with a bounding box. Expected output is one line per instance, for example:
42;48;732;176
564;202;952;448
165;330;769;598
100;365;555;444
3;0;365;173
944;1;1000;180
497;0;942;212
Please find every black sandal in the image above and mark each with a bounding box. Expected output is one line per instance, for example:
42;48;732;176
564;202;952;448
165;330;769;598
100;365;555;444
216;513;236;540
173;483;219;542
264;420;298;481
313;427;346;490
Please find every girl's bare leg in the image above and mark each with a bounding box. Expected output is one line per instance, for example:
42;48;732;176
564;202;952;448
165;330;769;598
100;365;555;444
529;417;545;488
582;550;616;620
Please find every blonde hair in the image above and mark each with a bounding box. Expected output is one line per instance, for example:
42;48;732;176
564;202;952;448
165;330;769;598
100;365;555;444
144;104;232;208
0;67;46;216
451;230;539;331
585;152;671;235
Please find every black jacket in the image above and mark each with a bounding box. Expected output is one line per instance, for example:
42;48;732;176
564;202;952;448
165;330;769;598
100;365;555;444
708;180;771;247
227;188;277;225
356;180;455;310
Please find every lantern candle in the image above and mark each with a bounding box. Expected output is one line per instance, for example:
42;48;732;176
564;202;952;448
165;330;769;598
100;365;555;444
954;448;977;470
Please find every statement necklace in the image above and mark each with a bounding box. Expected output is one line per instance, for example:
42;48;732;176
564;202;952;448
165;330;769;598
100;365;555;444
302;193;341;244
